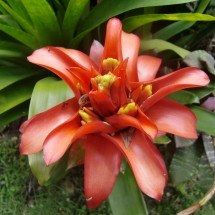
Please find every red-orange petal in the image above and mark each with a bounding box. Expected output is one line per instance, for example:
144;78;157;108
19;98;79;155
103;130;167;200
121;31;140;81
28;46;80;98
105;111;157;139
137;55;161;82
43;116;81;165
84;134;122;208
102;18;123;62
146;98;197;139
142;67;210;111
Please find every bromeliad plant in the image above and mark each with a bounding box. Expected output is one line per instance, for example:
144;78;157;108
19;18;209;208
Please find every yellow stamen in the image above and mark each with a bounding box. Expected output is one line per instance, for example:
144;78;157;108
117;102;137;116
102;58;120;73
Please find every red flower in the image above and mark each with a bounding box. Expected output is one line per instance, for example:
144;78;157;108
20;18;209;208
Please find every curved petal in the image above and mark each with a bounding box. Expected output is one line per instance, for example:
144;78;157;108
137;55;161;82
89;40;104;67
84;134;122;208
142;67;210;111
102;18;122;62
20;98;79;154
43;116;81;165
57;47;97;70
146;98;197;139
121;31;140;81
103;130;167;200
105;111;157;139
27;46;81;98
44;120;115;165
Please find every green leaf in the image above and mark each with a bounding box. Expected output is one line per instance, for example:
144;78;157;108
123;13;215;32
169;144;202;185
167;90;199;104
190;105;215;136
109;163;148;215
27;77;74;185
189;83;215;99
140;39;190;58
0;23;39;49
0;67;42;90
0;101;29;128
21;0;62;45
184;50;215;75
62;0;89;40
71;0;198;46
28;77;73;118
0;0;35;34
154;135;171;144
153;0;211;40
0;76;42;114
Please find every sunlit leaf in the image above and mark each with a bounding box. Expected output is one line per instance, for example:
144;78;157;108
123;13;215;32
140;39;189;58
71;0;198;46
154;135;171;144
27;77;74;185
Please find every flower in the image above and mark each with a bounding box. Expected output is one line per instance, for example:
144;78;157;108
20;18;209;208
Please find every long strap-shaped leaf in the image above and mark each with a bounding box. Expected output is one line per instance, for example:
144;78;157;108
123;13;215;32
109;163;148;215
70;0;198;46
21;0;62;46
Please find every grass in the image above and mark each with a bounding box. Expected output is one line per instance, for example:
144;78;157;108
0;131;214;215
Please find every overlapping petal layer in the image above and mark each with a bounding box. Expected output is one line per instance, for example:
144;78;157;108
84;135;122;208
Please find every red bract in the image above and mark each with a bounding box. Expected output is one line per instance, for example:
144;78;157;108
20;18;209;208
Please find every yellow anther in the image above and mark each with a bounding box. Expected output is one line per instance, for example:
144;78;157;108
117;102;137;116
102;58;120;73
79;107;100;124
93;73;117;91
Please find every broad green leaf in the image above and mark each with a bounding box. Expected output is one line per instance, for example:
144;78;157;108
190;105;215;136
0;67;42;90
169;144;202;185
167;90;199;104
198;154;215;192
27;77;74;185
0;0;35;34
184;50;215;75
0;101;29;128
0;23;39;49
140;39;190;58
189;83;215;99
71;0;198;46
28;77;73;118
109;163;148;215
0;76;42;114
153;0;211;40
62;0;89;40
21;0;62;46
123;13;215;32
